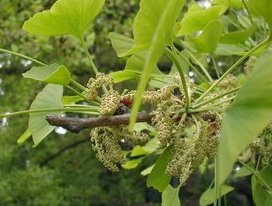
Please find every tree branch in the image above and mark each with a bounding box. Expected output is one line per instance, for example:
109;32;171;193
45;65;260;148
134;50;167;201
46;112;217;133
46;112;152;133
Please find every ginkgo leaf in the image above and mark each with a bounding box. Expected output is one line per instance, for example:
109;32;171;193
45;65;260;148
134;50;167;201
23;0;105;39
109;32;134;57
147;146;172;192
29;84;63;146
162;185;180;206
122;0;185;57
23;63;71;86
220;25;256;45
216;51;272;188
177;5;226;35
188;20;223;54
129;0;185;129
248;0;272;38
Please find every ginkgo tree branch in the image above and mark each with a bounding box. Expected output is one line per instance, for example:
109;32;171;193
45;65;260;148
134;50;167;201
46;111;216;133
46;112;152;133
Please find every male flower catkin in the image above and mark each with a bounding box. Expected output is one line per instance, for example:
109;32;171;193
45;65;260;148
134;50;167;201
85;73;114;100
98;91;121;116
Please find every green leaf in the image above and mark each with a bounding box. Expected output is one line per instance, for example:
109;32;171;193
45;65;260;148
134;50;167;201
110;52;164;83
200;185;234;206
216;51;272;186
260;165;272;187
265;195;272;206
29;84;63;146
147;146;172;192
130;146;148;157
123;0;185;56
162;185;180;206
109;32;134;57
178;5;226;35
23;0;105;39
220;25;256;45
248;0;272;37
252;176;270;206
23;63;71;86
17;129;32;145
129;0;185;129
122;159;142;169
234;166;253;178
62;96;83;105
188;20;223;54
141;165;155;176
229;0;243;9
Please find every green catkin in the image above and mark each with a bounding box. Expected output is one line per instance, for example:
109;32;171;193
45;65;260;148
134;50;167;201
90;127;123;172
217;74;238;90
99;91;121;116
90;125;151;172
244;56;257;74
250;124;272;166
85;73;114;100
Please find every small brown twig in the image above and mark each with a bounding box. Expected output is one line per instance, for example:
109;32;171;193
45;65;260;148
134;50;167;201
46;112;152;133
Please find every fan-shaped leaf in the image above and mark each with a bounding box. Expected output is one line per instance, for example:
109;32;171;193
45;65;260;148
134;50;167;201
23;0;105;39
147;146;171;192
29;84;63;146
162;185;180;206
189;20;223;53
23;63;71;86
129;0;185;128
178;5;226;35
216;51;272;187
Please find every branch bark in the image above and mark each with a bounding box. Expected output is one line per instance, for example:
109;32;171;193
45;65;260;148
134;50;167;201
46;112;152;133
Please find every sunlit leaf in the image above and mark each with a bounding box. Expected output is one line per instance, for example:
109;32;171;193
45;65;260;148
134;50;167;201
109;32;134;57
29;84;63;146
141;165;155;176
122;159;142;169
178;5;226;35
130;146;148;157
216;51;272;187
200;185;234;206
188;20;223;53
229;0;243;9
162;185;180;206
234;166;253;178
123;0;185;56
23;63;71;86
147;146;171;192
129;0;185;129
23;0;105;39
17;129;32;145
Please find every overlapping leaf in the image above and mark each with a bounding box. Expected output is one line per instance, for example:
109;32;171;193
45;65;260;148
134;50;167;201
23;63;71;86
147;147;171;192
29;84;63;146
216;51;272;187
177;5;226;35
162;185;180;206
189;20;223;53
129;0;185;128
23;0;105;39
